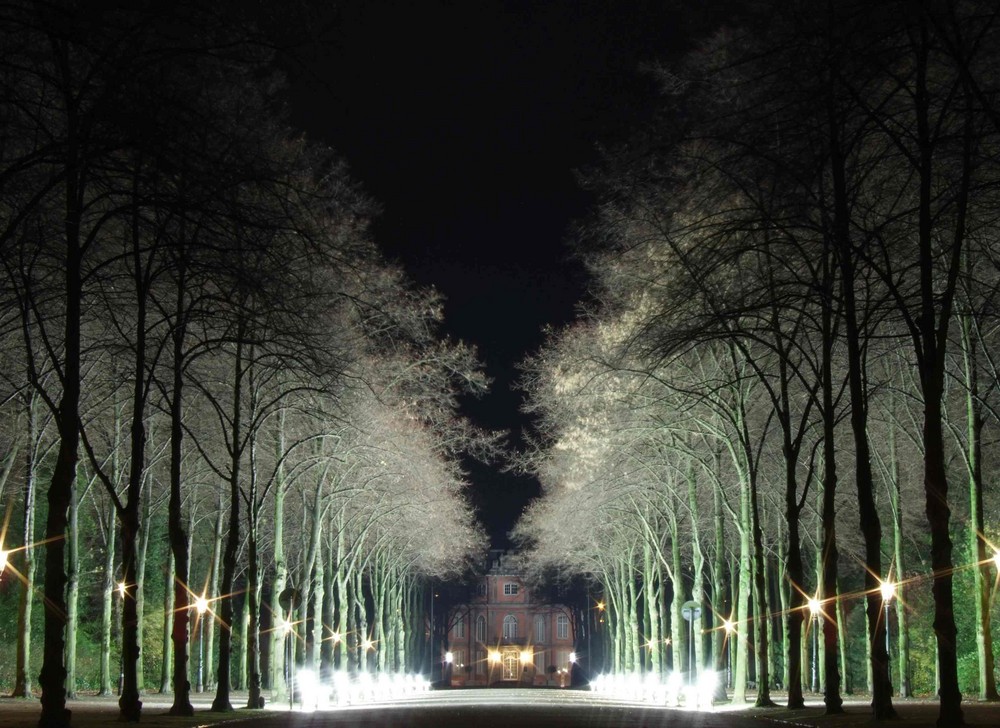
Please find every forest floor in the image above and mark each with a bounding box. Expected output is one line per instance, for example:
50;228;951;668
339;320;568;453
0;690;998;728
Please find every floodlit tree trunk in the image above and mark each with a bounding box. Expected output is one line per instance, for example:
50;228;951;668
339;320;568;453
912;21;966;724
960;309;998;701
827;81;895;719
687;463;704;681
269;411;288;699
99;505;117;697
643;540;661;676
776;528;790;693
38;71;85;726
207;496;224;691
65;471;80;702
245;521;263;707
136;480;152;694
732;482;751;704
211;332;246;712
819;250;843;713
12;396;38;699
159;546;173;694
886;396;911;699
712;468;727;697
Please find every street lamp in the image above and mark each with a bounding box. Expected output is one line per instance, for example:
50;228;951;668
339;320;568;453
880;580;896;657
808;597;821;691
195;594;208;692
993;550;1000;572
0;547;8;575
117;582;127;695
278;614;293;710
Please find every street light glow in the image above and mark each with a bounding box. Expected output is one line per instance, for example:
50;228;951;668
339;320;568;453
723;619;735;634
880;580;896;602
444;651;454;664
363;638;374;651
118;582;127;598
195;594;209;614
331;631;342;643
807;597;821;615
993;550;1000;571
569;652;577;663
0;549;8;573
489;650;501;664
520;650;532;665
596;601;605;611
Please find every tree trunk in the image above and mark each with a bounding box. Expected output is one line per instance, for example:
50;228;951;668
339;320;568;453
961;310;997;701
206;497;223;691
819;250;843;713
99;507;116;697
13;398;38;699
65;471;80;702
167;245;193;715
159;546;173;694
38;105;84;727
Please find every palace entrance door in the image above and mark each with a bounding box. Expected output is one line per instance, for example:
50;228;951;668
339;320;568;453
501;650;519;680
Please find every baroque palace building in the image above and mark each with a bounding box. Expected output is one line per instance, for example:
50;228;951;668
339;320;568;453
446;550;576;686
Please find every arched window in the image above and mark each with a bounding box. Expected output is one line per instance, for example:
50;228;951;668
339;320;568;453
455;615;465;638
556;613;569;640
476;615;487;642
503;614;517;640
535;615;546;643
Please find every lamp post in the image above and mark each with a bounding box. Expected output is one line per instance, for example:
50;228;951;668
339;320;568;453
808;597;821;691
117;582;127;696
880;580;896;657
723;619;735;689
279;614;293;710
195;594;208;693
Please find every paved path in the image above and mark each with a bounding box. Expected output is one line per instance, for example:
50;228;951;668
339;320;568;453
1;689;998;728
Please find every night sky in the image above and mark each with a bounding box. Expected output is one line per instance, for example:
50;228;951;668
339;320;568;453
276;1;706;545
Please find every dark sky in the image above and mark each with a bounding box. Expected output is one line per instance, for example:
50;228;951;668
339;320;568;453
278;1;701;546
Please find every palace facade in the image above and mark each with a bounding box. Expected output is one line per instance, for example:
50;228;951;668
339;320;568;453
446;550;576;686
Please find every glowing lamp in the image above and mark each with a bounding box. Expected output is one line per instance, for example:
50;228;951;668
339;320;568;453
807;597;821;616
362;638;374;651
0;549;8;572
489;650;501;664
195;594;209;614
596;601;605;611
993;550;1000;571
879;580;896;602
118;582;127;598
444;651;454;664
331;631;342;643
520;650;532;665
722;619;735;635
568;652;577;663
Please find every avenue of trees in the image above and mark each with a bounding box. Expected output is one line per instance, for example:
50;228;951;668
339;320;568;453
0;3;486;726
515;2;1000;725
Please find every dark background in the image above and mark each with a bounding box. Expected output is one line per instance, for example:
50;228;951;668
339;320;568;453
274;1;713;546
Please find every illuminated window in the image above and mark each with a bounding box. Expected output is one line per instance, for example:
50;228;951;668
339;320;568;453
453;649;464;667
503;614;517;640
504;582;519;596
476;615;487;642
557;614;569;640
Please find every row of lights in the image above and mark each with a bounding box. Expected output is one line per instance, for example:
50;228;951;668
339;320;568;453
590;671;718;709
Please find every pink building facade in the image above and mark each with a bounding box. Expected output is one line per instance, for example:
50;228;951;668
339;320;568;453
446;551;576;686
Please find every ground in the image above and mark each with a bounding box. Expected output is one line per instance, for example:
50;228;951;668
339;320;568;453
0;689;996;728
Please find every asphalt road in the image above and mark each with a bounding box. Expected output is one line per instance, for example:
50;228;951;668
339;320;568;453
228;689;772;728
